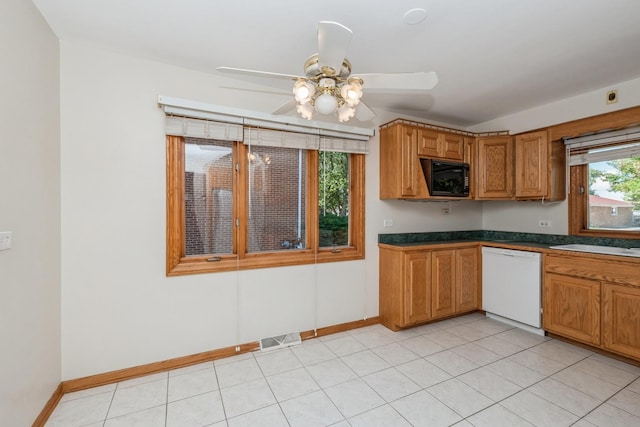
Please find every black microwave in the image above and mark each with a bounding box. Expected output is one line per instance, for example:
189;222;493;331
420;158;470;197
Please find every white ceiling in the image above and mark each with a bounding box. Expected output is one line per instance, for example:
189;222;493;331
32;0;640;127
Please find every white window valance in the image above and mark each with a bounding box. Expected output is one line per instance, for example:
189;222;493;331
166;116;243;141
241;127;368;154
243;127;319;150
160;95;372;154
565;126;640;166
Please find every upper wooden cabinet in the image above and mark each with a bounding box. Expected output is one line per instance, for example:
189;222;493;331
476;135;514;199
379;123;429;199
514;130;565;201
417;129;464;160
464;137;476;199
379;119;566;202
380;121;470;200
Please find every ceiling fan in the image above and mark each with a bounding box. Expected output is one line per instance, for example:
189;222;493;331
217;21;438;123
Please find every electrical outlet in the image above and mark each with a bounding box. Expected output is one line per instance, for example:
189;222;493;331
0;232;12;251
538;220;552;228
383;219;393;227
441;208;450;215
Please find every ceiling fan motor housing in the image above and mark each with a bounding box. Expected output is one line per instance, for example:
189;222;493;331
304;54;352;80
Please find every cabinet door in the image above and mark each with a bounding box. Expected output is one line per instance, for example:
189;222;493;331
442;134;464;160
400;126;421;197
432;250;456;319
464;137;476;198
477;136;513;199
515;131;548;199
417;129;440;158
404;252;432;325
456;248;479;312
417;130;464;161
543;273;600;345
603;283;640;360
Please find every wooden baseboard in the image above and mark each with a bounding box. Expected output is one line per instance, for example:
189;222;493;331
31;316;380;426
32;382;63;427
63;316;380;394
300;316;380;340
62;341;260;393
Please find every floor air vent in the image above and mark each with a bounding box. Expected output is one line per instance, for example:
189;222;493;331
259;332;302;352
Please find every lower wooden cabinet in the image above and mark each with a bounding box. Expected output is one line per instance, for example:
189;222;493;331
544;253;640;361
543;272;601;345
379;244;479;331
457;248;480;312
431;250;456;319
603;283;640;360
404;252;431;325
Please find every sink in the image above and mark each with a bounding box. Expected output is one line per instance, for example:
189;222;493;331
549;244;640;258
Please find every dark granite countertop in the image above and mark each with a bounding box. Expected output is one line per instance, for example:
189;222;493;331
379;230;640;250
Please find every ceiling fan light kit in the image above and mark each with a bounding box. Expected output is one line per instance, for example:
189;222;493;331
218;21;437;124
293;74;363;122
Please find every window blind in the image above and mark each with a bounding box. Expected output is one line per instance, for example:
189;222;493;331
243;127;320;151
166;116;243;141
319;136;368;154
565;126;640;166
165;116;369;154
242;128;369;154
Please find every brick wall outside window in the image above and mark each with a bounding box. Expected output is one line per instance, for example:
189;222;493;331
183;139;306;255
184;138;233;256
247;146;306;252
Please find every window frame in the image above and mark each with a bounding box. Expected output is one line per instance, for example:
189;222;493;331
569;162;640;240
561;106;640;239
166;135;365;276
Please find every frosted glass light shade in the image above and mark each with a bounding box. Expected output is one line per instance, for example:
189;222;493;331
296;102;313;120
315;93;338;115
337;104;356;122
340;83;363;106
293;80;315;104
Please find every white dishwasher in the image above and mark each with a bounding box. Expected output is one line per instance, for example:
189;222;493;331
482;247;542;333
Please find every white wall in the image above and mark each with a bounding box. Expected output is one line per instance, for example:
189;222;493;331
471;76;640;235
0;1;60;425
59;40;481;380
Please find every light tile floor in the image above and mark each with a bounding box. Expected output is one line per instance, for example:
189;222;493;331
46;313;640;427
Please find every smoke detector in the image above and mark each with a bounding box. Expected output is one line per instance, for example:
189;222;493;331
403;8;428;25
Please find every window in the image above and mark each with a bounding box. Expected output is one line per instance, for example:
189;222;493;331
319;151;350;248
567;124;640;238
166;118;365;276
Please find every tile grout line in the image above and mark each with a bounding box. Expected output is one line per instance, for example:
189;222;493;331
102;382;118;426
571;374;640;426
48;315;640;426
163;374;168;427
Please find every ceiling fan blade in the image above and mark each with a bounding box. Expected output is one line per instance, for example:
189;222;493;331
272;99;297;115
355;101;376;122
317;21;353;75
217;66;301;81
358;71;439;92
221;86;292;96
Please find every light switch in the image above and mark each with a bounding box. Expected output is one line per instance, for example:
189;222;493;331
0;232;12;251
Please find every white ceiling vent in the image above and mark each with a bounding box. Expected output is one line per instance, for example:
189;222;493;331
259;332;302;352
